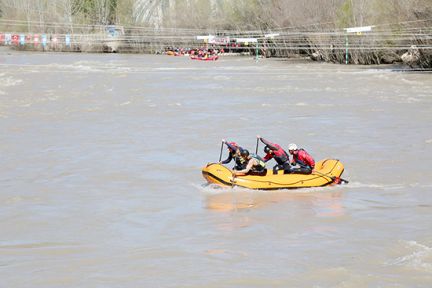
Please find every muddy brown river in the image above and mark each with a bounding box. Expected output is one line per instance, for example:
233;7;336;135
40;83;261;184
1;50;431;287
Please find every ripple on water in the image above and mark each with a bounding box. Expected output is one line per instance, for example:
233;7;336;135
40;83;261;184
386;240;432;272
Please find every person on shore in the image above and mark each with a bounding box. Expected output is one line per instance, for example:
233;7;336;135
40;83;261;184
288;143;315;174
232;149;267;176
220;140;247;170
257;135;290;174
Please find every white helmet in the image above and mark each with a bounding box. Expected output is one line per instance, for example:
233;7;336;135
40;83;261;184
288;143;298;151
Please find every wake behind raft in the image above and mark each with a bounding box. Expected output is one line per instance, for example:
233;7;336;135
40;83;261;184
202;159;347;190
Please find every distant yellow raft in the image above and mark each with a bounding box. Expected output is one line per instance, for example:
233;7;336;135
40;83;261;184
202;159;346;190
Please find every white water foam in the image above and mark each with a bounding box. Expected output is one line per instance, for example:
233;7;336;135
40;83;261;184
0;75;23;88
347;181;407;190
401;78;425;86
386;240;432;272
155;67;199;71
191;182;344;195
191;182;234;195
0;74;23;95
212;75;230;81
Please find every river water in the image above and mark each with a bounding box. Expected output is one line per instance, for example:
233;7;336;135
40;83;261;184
1;50;431;287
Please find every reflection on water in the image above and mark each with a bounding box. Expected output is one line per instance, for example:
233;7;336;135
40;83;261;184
203;186;346;217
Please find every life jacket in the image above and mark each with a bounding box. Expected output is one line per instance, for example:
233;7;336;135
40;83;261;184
234;152;246;166
221;147;245;166
250;153;266;170
273;148;289;164
293;149;315;168
262;142;289;165
226;142;245;165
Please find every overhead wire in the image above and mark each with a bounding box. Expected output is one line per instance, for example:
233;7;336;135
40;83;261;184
0;18;431;51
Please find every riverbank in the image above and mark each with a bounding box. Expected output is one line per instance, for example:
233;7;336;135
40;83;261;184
2;44;432;71
1;22;431;68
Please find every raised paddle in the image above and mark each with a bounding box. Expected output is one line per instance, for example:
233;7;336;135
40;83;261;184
255;135;260;154
218;139;225;162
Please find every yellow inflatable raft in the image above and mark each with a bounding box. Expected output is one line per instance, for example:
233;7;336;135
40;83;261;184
202;159;346;190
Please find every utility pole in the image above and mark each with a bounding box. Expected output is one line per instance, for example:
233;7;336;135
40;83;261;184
344;25;373;64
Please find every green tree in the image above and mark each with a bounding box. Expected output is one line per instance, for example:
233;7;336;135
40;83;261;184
115;0;134;25
336;0;354;28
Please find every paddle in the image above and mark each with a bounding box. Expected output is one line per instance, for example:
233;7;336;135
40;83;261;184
337;177;349;184
230;173;236;188
255;135;260;154
313;170;349;184
218;139;225;162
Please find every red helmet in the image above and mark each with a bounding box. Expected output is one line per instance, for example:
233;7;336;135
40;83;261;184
227;142;238;151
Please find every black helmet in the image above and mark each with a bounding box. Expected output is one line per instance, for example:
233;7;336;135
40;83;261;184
240;149;249;157
264;146;271;153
